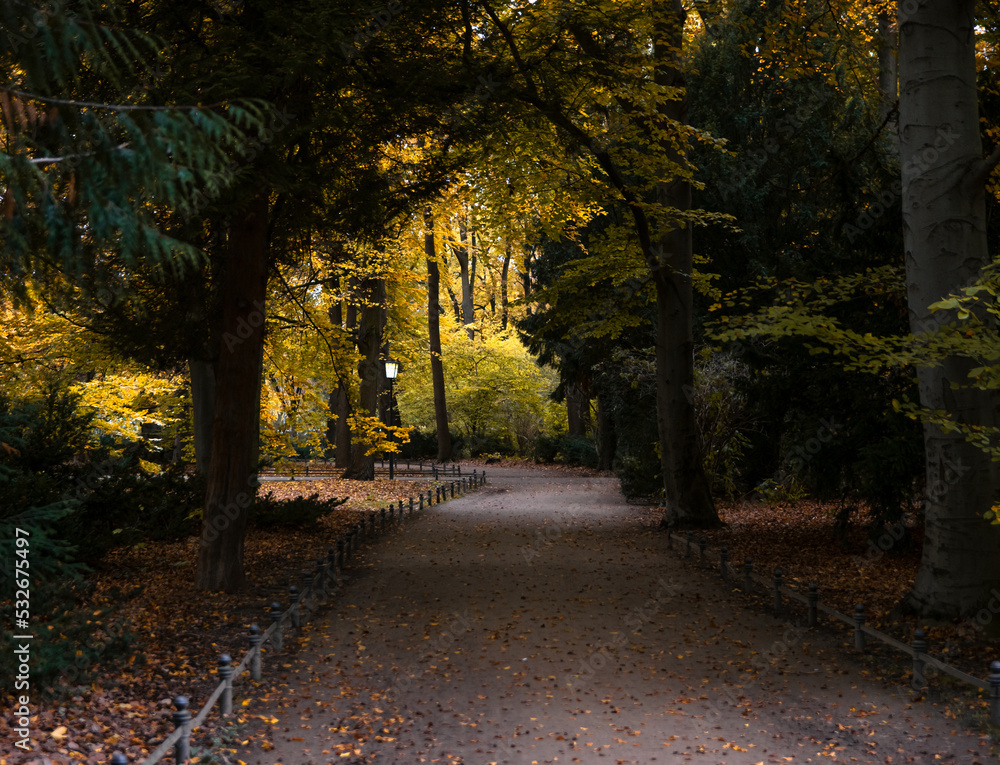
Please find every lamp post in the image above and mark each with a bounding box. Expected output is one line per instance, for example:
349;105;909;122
385;359;399;480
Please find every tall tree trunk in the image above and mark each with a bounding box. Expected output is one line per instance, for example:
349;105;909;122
325;278;354;466
877;10;897;123
566;381;587;438
501;241;511;330
195;193;270;592
455;219;475;337
655;0;719;528
342;270;386;480
595;393;616;472
426;209;453;461
900;0;1000;618
188;358;215;475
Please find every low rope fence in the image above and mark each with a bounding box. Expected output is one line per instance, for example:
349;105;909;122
259;459;465;480
103;471;488;765
663;524;1000;723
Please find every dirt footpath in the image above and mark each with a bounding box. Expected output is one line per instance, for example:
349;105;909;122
242;467;996;764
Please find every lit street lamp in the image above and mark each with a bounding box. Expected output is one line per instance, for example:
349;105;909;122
385;359;399;480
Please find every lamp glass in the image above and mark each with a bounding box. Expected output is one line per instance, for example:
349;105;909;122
385;360;399;380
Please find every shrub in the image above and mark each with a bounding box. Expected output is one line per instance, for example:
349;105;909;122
251;492;349;529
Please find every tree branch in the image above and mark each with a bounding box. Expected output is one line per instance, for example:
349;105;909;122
970;144;1000;190
0;87;228;112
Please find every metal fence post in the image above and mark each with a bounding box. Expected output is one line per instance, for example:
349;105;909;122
219;653;233;716
317;559;328;598
720;547;729;581
666;521;674;550
409;497;414;516
807;584;818;627
772;568;783;613
249;624;263;680
269;602;283;652
853;604;866;652
399;499;404;518
289;586;300;629
743;558;753;592
685;531;693;558
912;629;928;689
380;506;387;531
990;661;1000;725
699;536;707;566
172;696;191;764
301;570;312;613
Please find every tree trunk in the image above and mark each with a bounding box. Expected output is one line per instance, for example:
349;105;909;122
566;381;587;438
877;10;897;123
325;279;354;466
426;209;453;462
188;358;215;475
654;0;719;528
595;393;616;471
195;193;270;592
501;241;511;330
900;0;1000;618
454;220;475;337
341;270;385;480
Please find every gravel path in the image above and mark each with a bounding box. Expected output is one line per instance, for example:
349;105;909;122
242;467;995;764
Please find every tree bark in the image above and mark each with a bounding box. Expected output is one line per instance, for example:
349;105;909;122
341;270;385;480
188;358;215;475
595;393;616;471
501;241;511;330
654;0;719;528
426;209;453;461
899;0;1000;618
566;381;587;438
325;278;354;467
454;219;475;338
195;192;270;592
877;10;897;124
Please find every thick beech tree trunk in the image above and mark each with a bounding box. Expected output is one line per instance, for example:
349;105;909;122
900;0;1000;618
342;271;385;480
425;210;453;462
653;0;719;528
195;193;270;592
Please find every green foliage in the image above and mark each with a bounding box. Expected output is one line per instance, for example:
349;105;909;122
692;351;754;500
398;329;565;456
1;0;269;303
64;463;205;560
251;492;349;530
0;580;136;699
594;349;661;500
533;434;598;468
